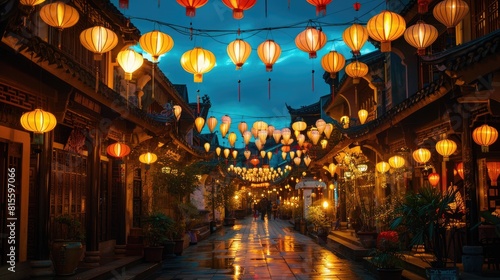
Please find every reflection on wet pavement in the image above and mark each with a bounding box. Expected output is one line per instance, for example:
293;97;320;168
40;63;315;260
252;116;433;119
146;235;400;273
154;217;375;279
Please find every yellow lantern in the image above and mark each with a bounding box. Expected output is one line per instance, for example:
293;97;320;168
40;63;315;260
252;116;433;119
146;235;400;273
340;116;350;129
219;123;229;138
203;142;210;153
321;51;345;79
320;139;328;149
216;147;222;157
267;151;273;160
227;39;252;70
257;39;281;72
238;121;248;136
207;116;217;133
345;61;368;84
107;142;131;158
412;148;431;164
433;0;469;29
428;172;440;186
310;129;320;145
358;109;368;125
243;131;252;145
258;130;267;144
223;148;230;158
323;163;337;176
253;120;268;131
435;137;457;161
273;130;281;143
294;157;301;166
304;156;312;167
295;27;327;59
20;0;45;6
376;161;390;173
232;150;238;159
117;49;144;80
194;117;205;133
315;119;326;134
173;105;182;121
472;124;498;152
180;47;216;83
404;21;438;56
367;10;406;52
80;26;118;60
260;150;266;158
292;118;307;132
20;108;57;133
388;155;405;169
342;23;368;56
228;132;237;147
244;150;251;160
139;152;157;165
39;2;79;30
139;30;174;63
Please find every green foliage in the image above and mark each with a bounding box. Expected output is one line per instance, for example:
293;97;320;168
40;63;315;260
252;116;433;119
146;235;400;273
143;212;175;246
152;162;202;200
306;205;327;229
54;214;85;242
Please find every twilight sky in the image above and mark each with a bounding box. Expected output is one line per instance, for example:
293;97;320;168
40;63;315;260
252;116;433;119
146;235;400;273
112;0;383;148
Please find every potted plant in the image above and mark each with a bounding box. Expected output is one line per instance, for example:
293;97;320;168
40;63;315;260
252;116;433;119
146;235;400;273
370;230;405;280
142;212;174;262
51;214;85;276
306;205;330;242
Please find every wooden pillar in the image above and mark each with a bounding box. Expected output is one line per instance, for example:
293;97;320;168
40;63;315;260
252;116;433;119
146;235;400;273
36;132;52;260
85;129;101;265
462;109;478;245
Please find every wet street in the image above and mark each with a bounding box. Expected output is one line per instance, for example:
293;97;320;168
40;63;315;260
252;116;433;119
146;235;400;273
152;216;375;280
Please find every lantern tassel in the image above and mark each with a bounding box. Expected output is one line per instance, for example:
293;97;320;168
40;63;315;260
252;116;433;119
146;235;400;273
268;78;271;100
238;80;241;102
119;0;129;9
197;93;200;114
95;65;99;93
312;69;315;92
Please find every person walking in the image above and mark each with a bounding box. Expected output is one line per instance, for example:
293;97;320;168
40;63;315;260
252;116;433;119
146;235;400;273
260;198;268;220
272;203;278;220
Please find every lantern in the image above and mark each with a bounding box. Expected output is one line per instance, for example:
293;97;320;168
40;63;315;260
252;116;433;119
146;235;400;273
487;162;500;186
267;125;275;136
227;39;252;70
180;47;216;83
173;105;182;121
281;151;287;160
117;49;144;80
323;163;337;176
194;117;205;133
281;128;291;142
258;130;268;145
324;123;333;139
250;156;260;167
255;138;263;150
472;124;498;152
273;130;281;143
243;131;252;145
216;147;222;156
107;142;131;158
404;21;438;56
435;137;457;161
357;164;368;172
428;172;440;186
80;26;118;60
222;0;256;19
366;10;406;52
20;108;57;134
294;157;301;166
306;0;332;16
176;0;208;17
412;148;431;164
221;115;232;127
228;132;237;147
139;152;157;165
345;61;368;84
342;23;368;56
204;142;210;152
244;150;251;160
340;116;350;129
388;155;405;169
267;151;273;160
207;116;217;133
20;0;45;6
418;0;430;14
257;40;281;72
320;139;328;149
295;27;327;59
321;51;345;79
292;118;307;133
39;2;79;30
219;123;229;138
310;129;320;145
253;121;268;131
139;30;174;63
304;156;312;167
232;150;238;159
223;148;230;159
238;121;248;136
433;0;469;29
358;109;368;125
456;162;464;180
376;161;390;173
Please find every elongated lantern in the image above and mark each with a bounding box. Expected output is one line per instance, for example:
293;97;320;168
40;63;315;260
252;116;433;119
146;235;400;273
295;27;327;59
222;0;257;19
176;0;208;17
194;117;205;133
180;47;216;83
257;40;281;72
227;39;252;70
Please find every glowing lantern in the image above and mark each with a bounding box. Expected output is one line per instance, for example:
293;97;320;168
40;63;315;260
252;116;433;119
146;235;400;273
306;0;332;16
243;131;252;145
433;0;469;29
418;0;430;13
428;173;440;186
321;51;345;79
267;151;273;160
139;30;174;63
207;116;217;133
342;23;368;56
204;142;210;152
227;39;252;70
358;109;368;125
244;150;251;160
253;121;268;131
222;0;256;19
20;0;45;6
367;10;406;52
232;150;238;159
267;125;275;136
435;137;457;161
294;157;302;166
281;152;287;160
139;152;157;165
228;132;237;147
412;148;431;164
320;139;328;149
404;21;438;56
376;161;390;173
107;142;131;158
250;156;260;167
255;139;263;150
223;148;230;159
80;26;118;60
257;39;281;72
297;134;305;147
295;27;327;59
456;162;464;180
117;49;144;80
345;61;368;84
281;128;291;142
304;156;312;167
289;151;295;159
238;121;248;136
324;123;333;139
323;163;337;176
173;105;182;121
216;147;222;156
340;116;350;129
487;162;500;186
273;130;282;143
219;123;229;138
194;117;205;133
388;155;405;169
310;129;320;145
221;115;232;127
180;47;216;83
292;118;307;133
176;0;208;17
472;124;498;152
20;108;57;134
39;2;79;30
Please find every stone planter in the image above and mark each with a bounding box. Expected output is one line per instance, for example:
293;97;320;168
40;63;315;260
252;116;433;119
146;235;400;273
51;240;84;276
357;231;378;249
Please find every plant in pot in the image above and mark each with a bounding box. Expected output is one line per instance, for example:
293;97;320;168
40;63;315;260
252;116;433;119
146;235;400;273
51;214;85;276
142;212;174;262
370;230;406;280
306;205;330;242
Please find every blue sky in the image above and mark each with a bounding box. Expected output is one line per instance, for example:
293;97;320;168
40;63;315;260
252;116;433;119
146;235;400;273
112;0;383;148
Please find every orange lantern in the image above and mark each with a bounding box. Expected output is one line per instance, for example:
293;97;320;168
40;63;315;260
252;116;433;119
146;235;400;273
194;117;205;133
321;51;345;79
176;0;208;17
216;147;222;157
342;23;368;56
428;172;440;187
244;150;251;160
435;137;457;161
180;47;216;83
227;39;252;70
222;0;256;20
358;109;368;125
487;162;500;186
107;142;131;158
80;26;118;60
388;155;405;169
257;39;281;72
306;0;332;16
456;162;464;180
223;148;230;159
40;2;79;30
295;27;327;59
433;0;469;29
345;60;368;84
207;116;217;133
139;30;174;63
472;124;498;152
404;21;438;55
412;148;431;164
204;142;210;152
367;10;406;52
376;161;390;174
20;108;57;134
250;156;260;167
238;121;248;136
20;0;45;6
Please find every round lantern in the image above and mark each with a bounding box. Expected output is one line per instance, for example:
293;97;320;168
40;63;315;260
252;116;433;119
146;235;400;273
176;0;208;17
295;27;327;59
376;161;390;173
472;124;498;152
388;155;405;169
238;121;248;136
456;162;464;180
404;21;438;56
306;0;332;16
204;142;210;152
487;162;500;186
433;0;469;29
20;108;57;133
342;23;368;56
367;10;406;52
20;0;45;6
227;39;252;70
257;40;281;72
180;47;216;83
80;26;118;60
221;114;232;127
117;49;144;80
194;116;205;133
428;172;440;186
139;30;174;63
40;2;79;30
435;137;457;161
222;0;256;19
358;109;368;125
139;152;157;165
107;142;131;158
412;148;431;164
250;156;260;167
321;51;345;79
207;116;217;133
228;132;237;147
253;120;268;131
292;119;307;133
345;60;368;84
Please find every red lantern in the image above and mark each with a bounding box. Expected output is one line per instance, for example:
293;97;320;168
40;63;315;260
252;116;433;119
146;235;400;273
176;0;208;17
428;172;440;187
222;0;256;20
306;0;332;16
107;142;131;158
417;0;429;14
